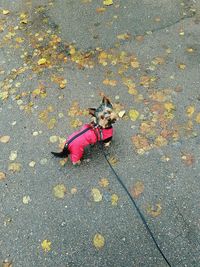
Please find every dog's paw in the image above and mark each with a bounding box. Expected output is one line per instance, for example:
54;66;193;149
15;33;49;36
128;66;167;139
73;160;81;166
104;141;111;148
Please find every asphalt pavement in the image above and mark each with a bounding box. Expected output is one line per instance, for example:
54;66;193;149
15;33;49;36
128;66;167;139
0;0;200;266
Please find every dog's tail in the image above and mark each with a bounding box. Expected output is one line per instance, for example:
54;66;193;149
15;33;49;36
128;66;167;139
51;146;69;158
51;151;67;158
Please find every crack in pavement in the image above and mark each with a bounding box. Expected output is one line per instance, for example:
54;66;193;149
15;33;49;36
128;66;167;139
144;14;195;36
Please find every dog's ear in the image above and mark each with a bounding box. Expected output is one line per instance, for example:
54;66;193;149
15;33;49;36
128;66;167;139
88;108;96;116
102;96;111;106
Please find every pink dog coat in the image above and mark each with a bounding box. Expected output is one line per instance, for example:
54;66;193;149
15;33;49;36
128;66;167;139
66;123;113;163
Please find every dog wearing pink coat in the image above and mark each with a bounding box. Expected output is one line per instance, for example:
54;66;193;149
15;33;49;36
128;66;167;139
51;97;117;165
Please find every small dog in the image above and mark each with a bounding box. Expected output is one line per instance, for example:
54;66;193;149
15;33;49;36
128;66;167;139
51;96;117;165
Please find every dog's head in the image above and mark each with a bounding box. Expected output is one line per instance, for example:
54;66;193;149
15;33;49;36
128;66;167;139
89;96;118;128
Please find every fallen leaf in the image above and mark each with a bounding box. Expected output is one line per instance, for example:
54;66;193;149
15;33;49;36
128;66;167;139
154;136;168;147
41;239;51;252
2;10;10;15
0;135;10;143
29;161;36;168
70;119;82;128
93;233;105;249
146;203;162;217
103;0;113;6
131;60;140;69
59;159;68;166
118;110;126;118
186;106;195;117
131;181;144;198
96;7;106;13
164;102;175;112
117;33;131;40
108;156;118;165
8;163;21;173
103;79;117;86
178;63;186;70
49;136;59;143
53;184;67;199
38;58;47;65
129;109;139;121
0;91;9;100
9;151;17;161
47;118;57;129
111;194;119;205
71;187;77;194
99;178;109;187
195;113;200;123
181;153;195;166
22;196;31;204
59;79;67;89
0;172;6;180
91;188;102;202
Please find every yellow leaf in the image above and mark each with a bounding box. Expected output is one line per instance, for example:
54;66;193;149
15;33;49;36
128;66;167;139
111;193;119;205
146;203;162;217
38;58;47;65
93;233;105;249
91;188;102;202
117;33;131;40
118;110;126;118
129;109;139;121
41;239;51;252
8;163;21;173
47;118;57;129
69;46;76;55
131;60;140;69
0;135;10;143
22;195;31;204
49;136;59;143
195;113;200;123
103;0;113;6
164;102;175;112
0;91;9;100
53;184;67;199
96;7;106;13
178;63;186;70
15;37;24;43
108;156;118;165
99;178;109;188
154;136;168;147
2;10;10;15
131;181;144;198
9;151;17;161
103;79;117;86
59;79;67;89
59;159;68;166
70;119;82;128
186;106;195;117
186;47;194;53
0;172;6;180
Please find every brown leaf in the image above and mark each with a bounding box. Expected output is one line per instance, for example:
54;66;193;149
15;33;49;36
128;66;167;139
0;172;6;180
131;181;144;198
181;153;195;166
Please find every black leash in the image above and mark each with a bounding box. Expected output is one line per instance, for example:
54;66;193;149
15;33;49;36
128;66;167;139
98;129;172;267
